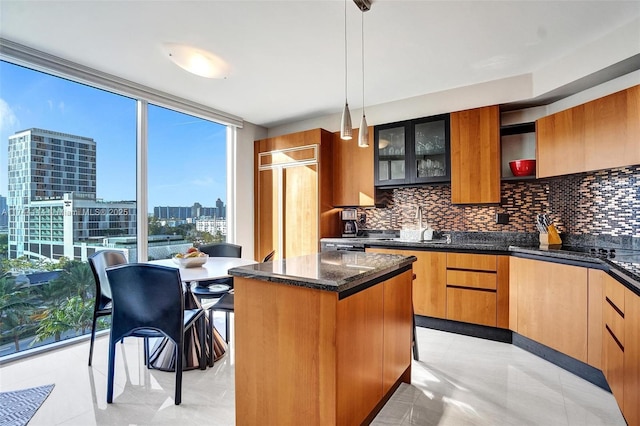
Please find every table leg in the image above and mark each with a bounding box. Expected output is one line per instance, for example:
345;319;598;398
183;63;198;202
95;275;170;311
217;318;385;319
148;285;226;371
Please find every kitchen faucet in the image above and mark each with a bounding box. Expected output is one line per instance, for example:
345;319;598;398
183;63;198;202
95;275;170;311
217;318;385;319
415;206;423;229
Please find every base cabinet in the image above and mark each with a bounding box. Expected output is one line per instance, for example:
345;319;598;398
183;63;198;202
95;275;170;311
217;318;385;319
509;257;588;363
367;248;447;319
234;270;413;426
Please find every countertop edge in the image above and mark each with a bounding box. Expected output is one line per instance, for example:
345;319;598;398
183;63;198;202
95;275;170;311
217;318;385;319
229;255;417;296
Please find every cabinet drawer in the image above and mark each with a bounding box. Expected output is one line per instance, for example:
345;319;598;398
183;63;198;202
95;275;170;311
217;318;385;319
605;278;625;315
446;287;496;327
447;270;496;290
604;299;625;347
447;253;496;271
604;330;625;410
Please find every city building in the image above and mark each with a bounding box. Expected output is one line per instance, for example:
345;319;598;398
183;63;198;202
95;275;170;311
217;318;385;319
154;200;225;220
196;217;227;237
6;128;142;261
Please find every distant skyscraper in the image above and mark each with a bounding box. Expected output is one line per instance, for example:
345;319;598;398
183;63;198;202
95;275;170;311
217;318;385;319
154;201;223;220
8;128;98;258
216;198;226;218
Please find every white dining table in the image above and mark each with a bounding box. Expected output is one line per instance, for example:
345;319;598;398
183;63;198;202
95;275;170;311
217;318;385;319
149;257;257;285
146;257;257;371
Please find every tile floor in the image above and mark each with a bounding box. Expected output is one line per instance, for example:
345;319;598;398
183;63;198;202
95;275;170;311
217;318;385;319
0;323;626;425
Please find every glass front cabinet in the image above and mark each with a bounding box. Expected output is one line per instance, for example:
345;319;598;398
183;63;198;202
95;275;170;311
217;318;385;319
374;114;450;187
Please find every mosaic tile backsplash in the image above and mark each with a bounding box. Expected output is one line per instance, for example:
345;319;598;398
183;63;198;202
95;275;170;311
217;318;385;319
358;165;640;241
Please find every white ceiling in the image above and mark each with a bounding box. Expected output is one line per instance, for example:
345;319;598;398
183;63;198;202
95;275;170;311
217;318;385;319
1;1;639;128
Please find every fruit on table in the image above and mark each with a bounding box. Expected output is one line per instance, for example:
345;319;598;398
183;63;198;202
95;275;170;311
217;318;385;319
175;248;206;258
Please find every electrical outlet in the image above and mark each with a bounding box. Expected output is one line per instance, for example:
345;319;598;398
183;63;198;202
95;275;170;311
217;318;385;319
496;213;510;225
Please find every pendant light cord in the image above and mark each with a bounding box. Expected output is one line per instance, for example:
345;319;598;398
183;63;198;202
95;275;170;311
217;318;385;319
361;8;365;115
344;0;348;103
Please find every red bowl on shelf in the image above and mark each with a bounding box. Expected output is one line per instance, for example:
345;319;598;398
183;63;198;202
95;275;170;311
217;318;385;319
509;159;536;177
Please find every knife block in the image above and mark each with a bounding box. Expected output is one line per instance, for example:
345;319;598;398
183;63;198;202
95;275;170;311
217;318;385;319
539;228;562;248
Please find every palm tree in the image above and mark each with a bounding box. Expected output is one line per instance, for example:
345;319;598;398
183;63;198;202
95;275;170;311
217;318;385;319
34;295;93;342
0;274;37;351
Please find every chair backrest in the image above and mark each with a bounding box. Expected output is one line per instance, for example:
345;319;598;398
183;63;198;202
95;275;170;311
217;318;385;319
105;263;185;344
262;250;276;262
88;250;127;310
199;242;242;258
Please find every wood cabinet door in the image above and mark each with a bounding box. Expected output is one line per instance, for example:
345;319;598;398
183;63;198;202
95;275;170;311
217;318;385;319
603;328;625;411
450;105;500;204
587;269;604;369
283;164;318;258
446;287;497;327
332;128;374;207
256;168;280;261
584;85;640;172
382;270;413;395
510;257;589;362
366;248;447;319
624;288;640;426
536;105;586;178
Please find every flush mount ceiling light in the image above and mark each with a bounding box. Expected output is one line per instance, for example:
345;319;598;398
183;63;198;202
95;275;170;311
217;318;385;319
163;43;230;79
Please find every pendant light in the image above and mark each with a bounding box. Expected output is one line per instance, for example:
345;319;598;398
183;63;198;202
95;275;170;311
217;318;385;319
358;4;369;148
340;0;353;140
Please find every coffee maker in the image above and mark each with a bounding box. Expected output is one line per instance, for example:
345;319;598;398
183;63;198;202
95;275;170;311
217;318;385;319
341;209;359;237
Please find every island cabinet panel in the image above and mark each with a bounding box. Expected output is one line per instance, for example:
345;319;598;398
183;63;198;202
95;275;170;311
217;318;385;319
537;84;640;178
234;268;413;426
366;248;447;319
450;105;500;204
509;257;589;363
332;128;375;207
336;283;385;425
624;287;640;426
382;271;413;395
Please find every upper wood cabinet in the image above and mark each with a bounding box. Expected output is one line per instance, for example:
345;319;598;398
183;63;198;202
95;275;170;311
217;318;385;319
450;105;501;204
537;85;640;178
254;129;339;261
332;127;375;207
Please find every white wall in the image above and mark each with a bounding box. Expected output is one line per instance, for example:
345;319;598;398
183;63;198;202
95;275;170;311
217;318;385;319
267;17;639;138
230;122;267;260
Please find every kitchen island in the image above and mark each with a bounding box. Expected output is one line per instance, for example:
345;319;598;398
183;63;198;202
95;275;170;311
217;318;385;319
228;251;417;426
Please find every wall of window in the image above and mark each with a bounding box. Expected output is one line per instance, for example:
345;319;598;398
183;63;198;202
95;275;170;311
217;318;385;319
0;52;231;358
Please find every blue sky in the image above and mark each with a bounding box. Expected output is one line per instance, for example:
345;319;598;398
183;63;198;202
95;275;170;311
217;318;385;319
0;61;227;213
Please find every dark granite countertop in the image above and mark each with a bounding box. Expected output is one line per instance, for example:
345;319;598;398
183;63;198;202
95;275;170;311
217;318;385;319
228;251;417;296
320;237;640;296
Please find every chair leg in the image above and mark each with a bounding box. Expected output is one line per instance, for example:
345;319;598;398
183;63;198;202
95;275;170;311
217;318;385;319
175;339;183;405
225;312;231;343
412;314;419;361
106;336;117;403
143;338;149;366
88;314;98;366
199;315;206;370
208;309;215;367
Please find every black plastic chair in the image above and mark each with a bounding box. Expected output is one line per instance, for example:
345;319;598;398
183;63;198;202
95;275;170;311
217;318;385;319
105;263;206;405
209;292;234;346
87;250;127;366
192;242;242;298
